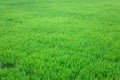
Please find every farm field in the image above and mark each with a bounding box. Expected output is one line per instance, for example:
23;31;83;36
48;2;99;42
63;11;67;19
0;0;120;80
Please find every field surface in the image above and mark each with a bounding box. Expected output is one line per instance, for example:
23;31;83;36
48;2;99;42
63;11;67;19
0;0;120;80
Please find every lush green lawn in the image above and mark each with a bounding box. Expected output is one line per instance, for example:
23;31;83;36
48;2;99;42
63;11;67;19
0;0;120;80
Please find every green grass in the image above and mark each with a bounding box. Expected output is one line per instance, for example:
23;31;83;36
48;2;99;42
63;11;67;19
0;0;120;80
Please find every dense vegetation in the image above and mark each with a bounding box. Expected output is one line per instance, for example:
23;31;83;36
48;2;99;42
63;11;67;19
0;0;120;80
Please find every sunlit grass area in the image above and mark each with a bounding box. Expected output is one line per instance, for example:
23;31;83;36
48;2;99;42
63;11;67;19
0;0;120;80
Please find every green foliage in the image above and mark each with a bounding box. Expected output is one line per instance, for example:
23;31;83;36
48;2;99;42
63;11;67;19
0;0;120;80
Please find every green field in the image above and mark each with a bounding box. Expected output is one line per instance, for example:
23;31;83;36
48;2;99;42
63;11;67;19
0;0;120;80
